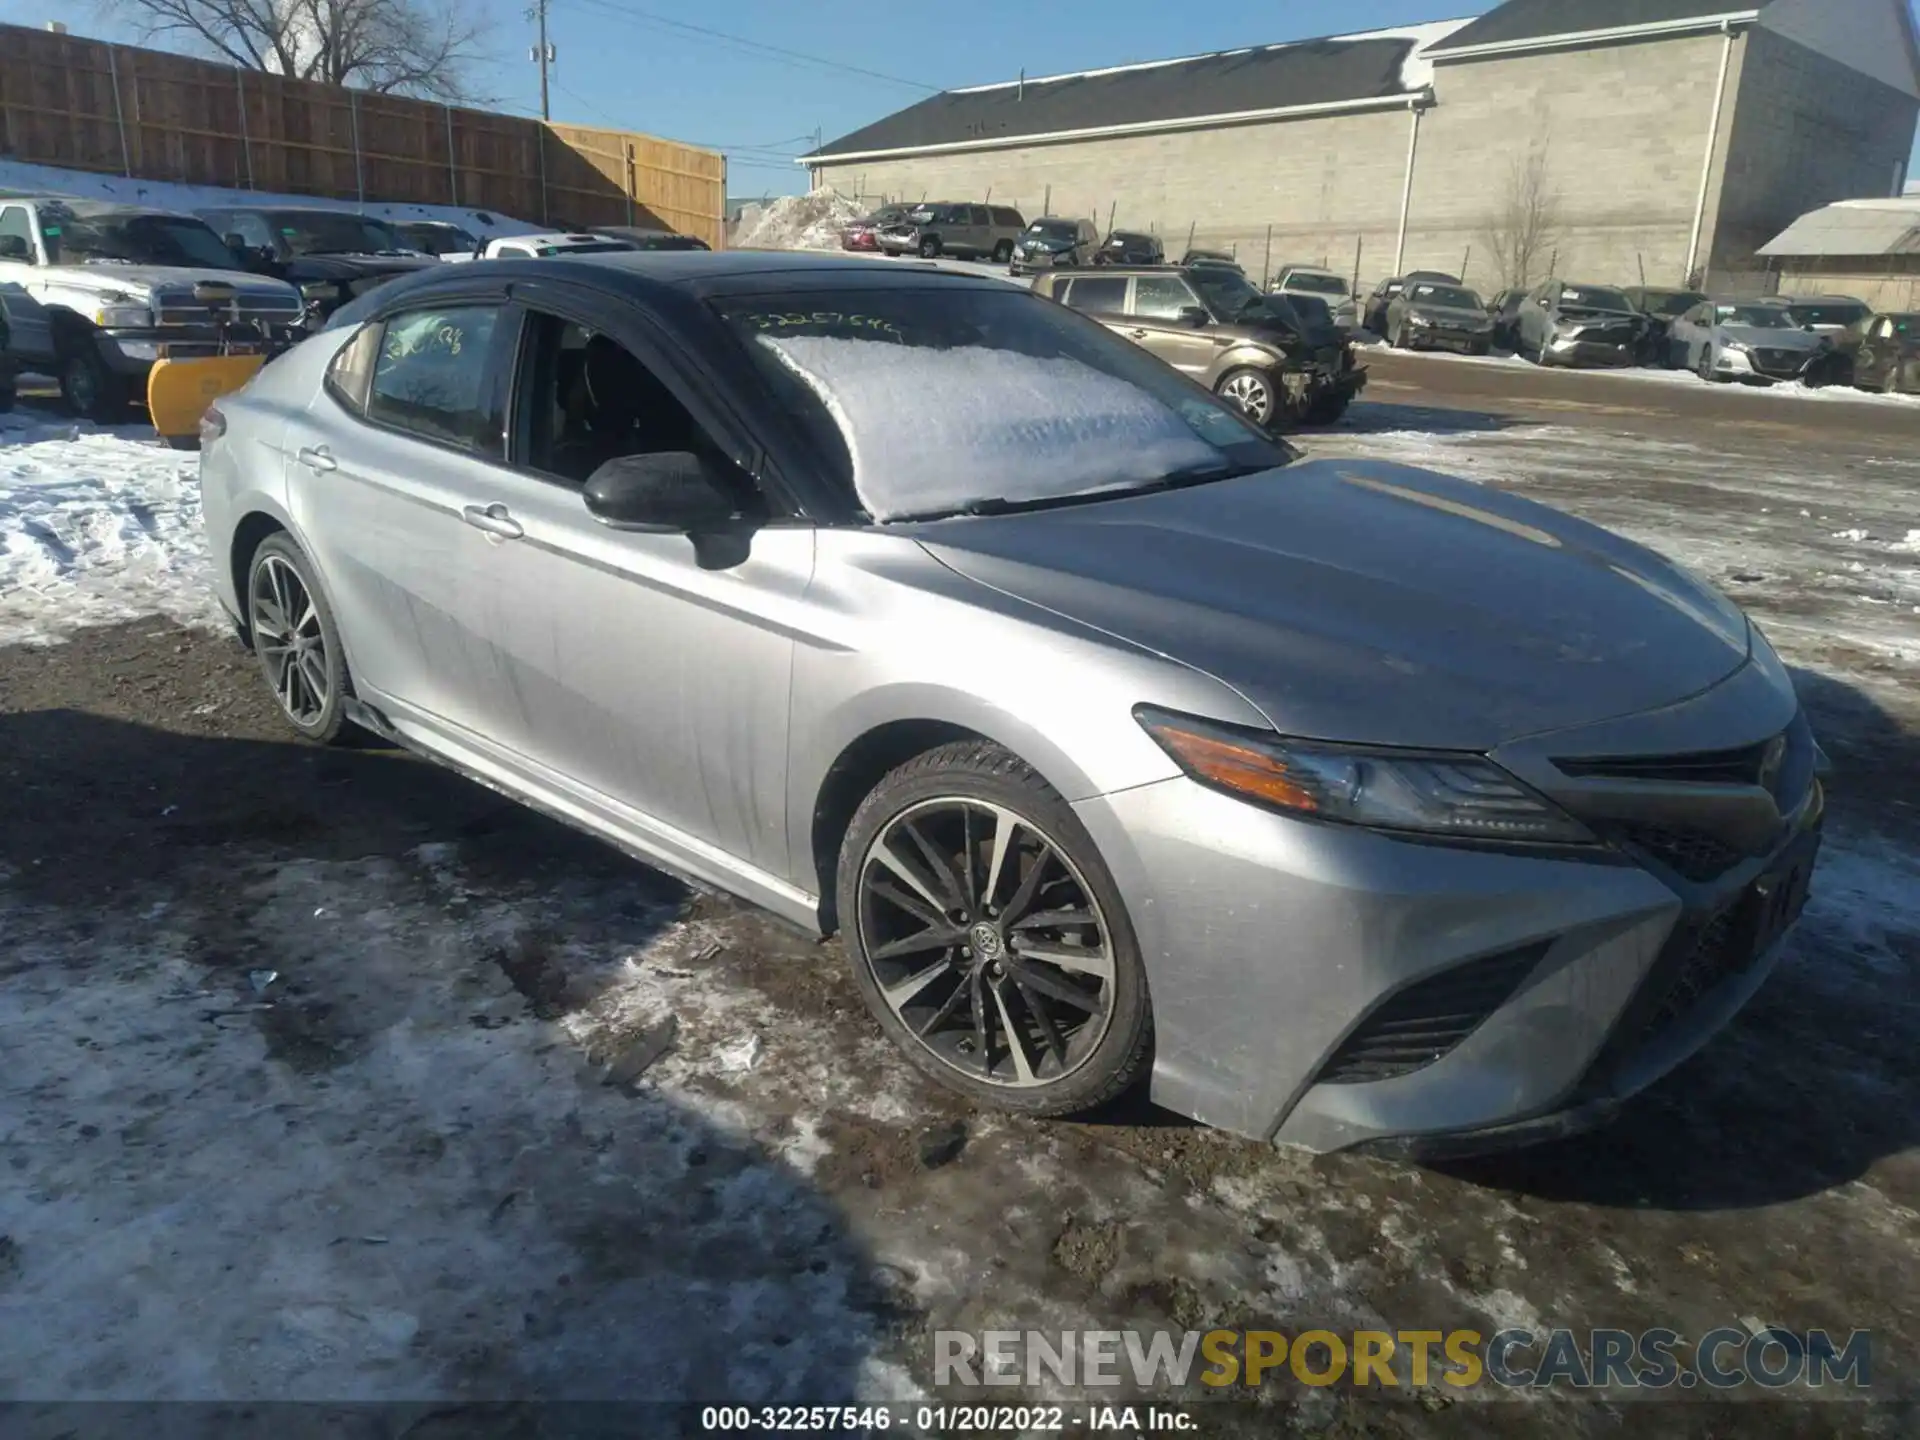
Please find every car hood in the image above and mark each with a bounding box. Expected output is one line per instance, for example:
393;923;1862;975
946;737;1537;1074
1717;325;1824;350
42;263;297;301
1406;303;1491;326
911;459;1752;751
285;254;437;281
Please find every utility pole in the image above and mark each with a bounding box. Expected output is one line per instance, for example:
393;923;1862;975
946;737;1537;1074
528;0;554;121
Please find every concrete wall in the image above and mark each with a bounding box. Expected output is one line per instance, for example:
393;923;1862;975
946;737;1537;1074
810;103;1422;285
1710;26;1918;292
1407;33;1734;294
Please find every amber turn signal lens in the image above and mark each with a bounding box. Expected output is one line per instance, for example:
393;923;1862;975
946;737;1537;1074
1150;725;1322;814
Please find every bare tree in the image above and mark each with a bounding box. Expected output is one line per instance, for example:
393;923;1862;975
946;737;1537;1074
107;0;489;102
1480;148;1562;289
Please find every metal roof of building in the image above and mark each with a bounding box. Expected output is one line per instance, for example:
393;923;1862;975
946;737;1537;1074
1428;0;1772;54
807;22;1471;162
1758;199;1920;258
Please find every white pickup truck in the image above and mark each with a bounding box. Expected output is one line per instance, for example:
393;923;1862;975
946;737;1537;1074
443;231;638;263
0;196;304;419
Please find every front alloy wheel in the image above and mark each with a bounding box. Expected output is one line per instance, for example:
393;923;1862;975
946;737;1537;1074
840;741;1152;1114
248;536;349;743
1216;367;1276;427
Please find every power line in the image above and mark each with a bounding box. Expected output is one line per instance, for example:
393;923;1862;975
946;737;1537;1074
569;0;936;91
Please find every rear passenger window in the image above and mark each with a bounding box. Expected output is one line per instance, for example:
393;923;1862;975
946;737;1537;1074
1063;277;1126;314
990;207;1022;227
366;304;502;453
1131;275;1198;319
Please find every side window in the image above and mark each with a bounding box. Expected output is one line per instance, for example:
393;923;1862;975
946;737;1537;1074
968;205;990;226
1873;318;1894;339
990;207;1021;228
1062;276;1127;314
325;323;383;413
0;206;36;263
221;212;275;251
511;311;736;488
1131;275;1200;320
365;304;503;452
497;243;534;258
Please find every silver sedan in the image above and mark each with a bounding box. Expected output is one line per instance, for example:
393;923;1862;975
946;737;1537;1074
198;251;1825;1154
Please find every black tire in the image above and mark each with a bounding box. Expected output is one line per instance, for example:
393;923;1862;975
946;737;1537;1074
992;239;1013;264
918;235;941;259
1214;366;1279;429
1388;321;1406;350
836;740;1153;1117
246;533;352;745
1698;347;1728;384
58;344;129;422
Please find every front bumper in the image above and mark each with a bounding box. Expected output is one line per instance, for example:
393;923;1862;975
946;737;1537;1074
1073;671;1820;1153
1716;346;1816;383
1546;332;1637;367
96;322;293;375
1404;325;1491;353
1008;250;1073;275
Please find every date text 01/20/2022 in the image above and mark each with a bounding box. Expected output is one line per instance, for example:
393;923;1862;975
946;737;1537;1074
697;1405;1196;1431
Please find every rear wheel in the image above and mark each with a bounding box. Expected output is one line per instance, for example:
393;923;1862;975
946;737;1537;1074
247;534;351;745
837;741;1153;1116
1215;367;1277;428
992;239;1014;263
59;344;129;422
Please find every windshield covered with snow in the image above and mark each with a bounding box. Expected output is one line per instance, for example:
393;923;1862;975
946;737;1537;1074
42;210;238;269
719;287;1289;522
1715;305;1795;330
266;211;408;256
1283;271;1349;296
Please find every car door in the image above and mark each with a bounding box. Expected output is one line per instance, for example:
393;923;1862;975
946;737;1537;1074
430;288;810;876
1119;273;1216;376
0;204;40;295
963;205;992;255
282;291;518;736
1854;316;1894;387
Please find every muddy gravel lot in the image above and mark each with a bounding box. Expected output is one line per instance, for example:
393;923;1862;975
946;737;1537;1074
1;374;1918;1436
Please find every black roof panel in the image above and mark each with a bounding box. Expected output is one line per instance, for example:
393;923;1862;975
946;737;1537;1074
811;34;1429;160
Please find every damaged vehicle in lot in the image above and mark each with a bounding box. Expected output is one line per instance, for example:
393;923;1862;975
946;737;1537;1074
1385;280;1494;354
1008;216;1099;276
198;205;437;326
1841;311;1920;394
1665;300;1828;385
1033;264;1365;427
200;251;1825;1154
0;196;304;425
1624;286;1708;366
1514;281;1645;367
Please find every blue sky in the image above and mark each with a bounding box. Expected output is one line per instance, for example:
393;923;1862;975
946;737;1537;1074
9;0;1920;196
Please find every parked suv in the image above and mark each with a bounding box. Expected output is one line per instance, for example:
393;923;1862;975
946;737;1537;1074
1094;231;1164;266
1009;217;1099;275
1032;264;1365;428
876;203;1026;261
199;205;437;324
1513;280;1645;367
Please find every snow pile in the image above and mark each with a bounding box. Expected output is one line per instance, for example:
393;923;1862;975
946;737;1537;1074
1895;529;1920;552
758;336;1223;520
0;159;543;243
732;190;863;252
1327;17;1477;91
0;417;225;645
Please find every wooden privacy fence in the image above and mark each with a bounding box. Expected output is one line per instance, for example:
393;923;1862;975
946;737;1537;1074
0;23;726;247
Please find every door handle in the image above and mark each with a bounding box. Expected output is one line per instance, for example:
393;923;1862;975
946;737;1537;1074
296;445;337;472
462;502;523;540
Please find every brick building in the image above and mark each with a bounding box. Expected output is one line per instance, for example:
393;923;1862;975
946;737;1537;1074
803;0;1920;294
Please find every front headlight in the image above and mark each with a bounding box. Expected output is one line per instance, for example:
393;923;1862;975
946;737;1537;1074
94;304;152;328
1135;707;1595;845
1409;314;1435;328
1723;339;1750;354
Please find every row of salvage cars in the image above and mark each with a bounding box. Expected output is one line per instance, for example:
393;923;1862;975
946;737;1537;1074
1359;272;1906;392
0;194;707;437
185;242;1829;1156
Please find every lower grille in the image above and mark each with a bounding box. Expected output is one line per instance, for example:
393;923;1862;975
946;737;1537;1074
1556;739;1776;787
1603;823;1746;882
1642;907;1747;1035
1751;348;1808;375
1316;944;1547;1085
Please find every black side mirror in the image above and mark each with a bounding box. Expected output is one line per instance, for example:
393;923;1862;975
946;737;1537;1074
583;451;740;534
1176;305;1210;328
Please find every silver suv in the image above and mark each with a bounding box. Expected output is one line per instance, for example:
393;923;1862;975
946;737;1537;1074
877;203;1027;261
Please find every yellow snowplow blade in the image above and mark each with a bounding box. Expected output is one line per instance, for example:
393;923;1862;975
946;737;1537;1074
145;355;265;441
